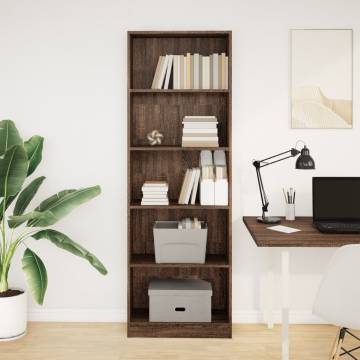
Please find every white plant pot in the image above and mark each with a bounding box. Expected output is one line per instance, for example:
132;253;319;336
0;289;27;341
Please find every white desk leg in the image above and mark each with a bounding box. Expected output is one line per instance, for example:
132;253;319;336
281;250;290;360
266;249;274;329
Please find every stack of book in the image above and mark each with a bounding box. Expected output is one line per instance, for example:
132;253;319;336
141;181;169;205
151;53;228;90
178;168;201;205
182;116;219;147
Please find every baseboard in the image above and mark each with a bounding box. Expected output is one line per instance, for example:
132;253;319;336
29;309;326;324
28;309;127;322
232;310;326;324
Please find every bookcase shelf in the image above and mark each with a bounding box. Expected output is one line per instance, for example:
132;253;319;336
128;30;232;338
129;89;229;94
130;254;229;268
130;146;229;151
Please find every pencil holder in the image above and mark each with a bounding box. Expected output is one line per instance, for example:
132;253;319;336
285;204;295;221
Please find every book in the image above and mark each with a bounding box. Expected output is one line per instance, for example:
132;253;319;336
151;56;164;89
183;115;217;120
193;53;200;89
180;55;185;89
157;55;169;89
201;56;210;89
183;123;218;129
224;56;228;89
186;53;191;89
190;168;201;205
184;168;196;204
141;200;169;205
143;181;168;187
183;128;218;134
190;54;194;89
178;169;190;204
182;141;219;147
164;55;173;90
173;55;180;89
220;53;226;89
211;53;219;89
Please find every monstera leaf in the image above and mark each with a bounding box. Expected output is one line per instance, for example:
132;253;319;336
32;229;107;275
0;119;23;156
22;248;48;305
0;145;29;197
24;136;44;176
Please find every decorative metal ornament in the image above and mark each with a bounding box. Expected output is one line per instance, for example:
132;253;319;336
147;130;164;146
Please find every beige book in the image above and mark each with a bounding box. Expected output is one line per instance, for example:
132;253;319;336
178;169;190;204
151;56;163;89
201;56;210;89
186;53;191;89
224;56;228;89
220;53;226;89
190;54;194;89
180;55;185;89
182;141;219;147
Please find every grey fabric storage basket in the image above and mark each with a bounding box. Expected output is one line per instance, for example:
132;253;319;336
148;279;212;322
153;221;208;264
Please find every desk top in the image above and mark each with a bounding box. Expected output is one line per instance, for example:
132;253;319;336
243;216;360;247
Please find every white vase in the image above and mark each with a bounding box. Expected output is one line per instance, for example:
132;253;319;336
0;289;27;341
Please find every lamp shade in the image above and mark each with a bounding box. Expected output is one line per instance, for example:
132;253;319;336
296;145;315;169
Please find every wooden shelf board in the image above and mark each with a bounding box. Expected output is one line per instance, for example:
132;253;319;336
130;201;229;210
130;308;229;324
130;146;229;151
130;254;229;268
129;89;229;94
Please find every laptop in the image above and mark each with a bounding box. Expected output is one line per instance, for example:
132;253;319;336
313;177;360;234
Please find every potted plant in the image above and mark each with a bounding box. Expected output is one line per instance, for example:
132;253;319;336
0;120;107;341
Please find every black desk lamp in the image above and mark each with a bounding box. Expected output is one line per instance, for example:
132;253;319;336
253;140;315;224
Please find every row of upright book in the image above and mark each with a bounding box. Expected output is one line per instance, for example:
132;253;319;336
151;53;228;90
182;116;219;147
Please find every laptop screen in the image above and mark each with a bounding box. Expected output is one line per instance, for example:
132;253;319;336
313;177;360;221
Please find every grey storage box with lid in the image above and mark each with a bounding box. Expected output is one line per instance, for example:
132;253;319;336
148;279;212;322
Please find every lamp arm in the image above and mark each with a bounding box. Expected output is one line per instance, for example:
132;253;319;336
255;166;269;220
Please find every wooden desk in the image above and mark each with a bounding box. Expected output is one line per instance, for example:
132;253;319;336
243;216;360;247
243;216;360;360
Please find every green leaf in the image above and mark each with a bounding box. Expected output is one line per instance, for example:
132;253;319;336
0;145;29;197
13;176;46;216
8;210;56;228
24;136;44;176
0;194;17;222
32;229;107;275
28;186;101;227
0;120;23;156
22;248;47;305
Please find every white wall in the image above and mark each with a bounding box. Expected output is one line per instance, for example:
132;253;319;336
1;0;359;323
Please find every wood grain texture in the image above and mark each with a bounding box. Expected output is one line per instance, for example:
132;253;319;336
130;93;228;147
243;216;360;247
3;323;360;360
128;31;232;338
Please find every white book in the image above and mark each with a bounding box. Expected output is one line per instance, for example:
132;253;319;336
183;55;188;89
184;169;196;204
183;123;218;129
183;128;218;134
142;194;168;199
211;53;219;89
190;168;201;205
182;136;219;141
193;53;200;89
151;56;163;89
157;55;169;89
141;201;169;205
214;177;228;205
173;55;179;89
143;181;168;187
183;115;217;120
201;56;210;89
178;169;190;204
164;55;173;90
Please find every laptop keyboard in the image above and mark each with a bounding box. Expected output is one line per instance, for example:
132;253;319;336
315;222;360;234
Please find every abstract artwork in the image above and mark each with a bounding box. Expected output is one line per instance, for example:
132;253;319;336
291;29;353;129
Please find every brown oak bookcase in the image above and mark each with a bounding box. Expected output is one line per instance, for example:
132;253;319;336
127;31;232;338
